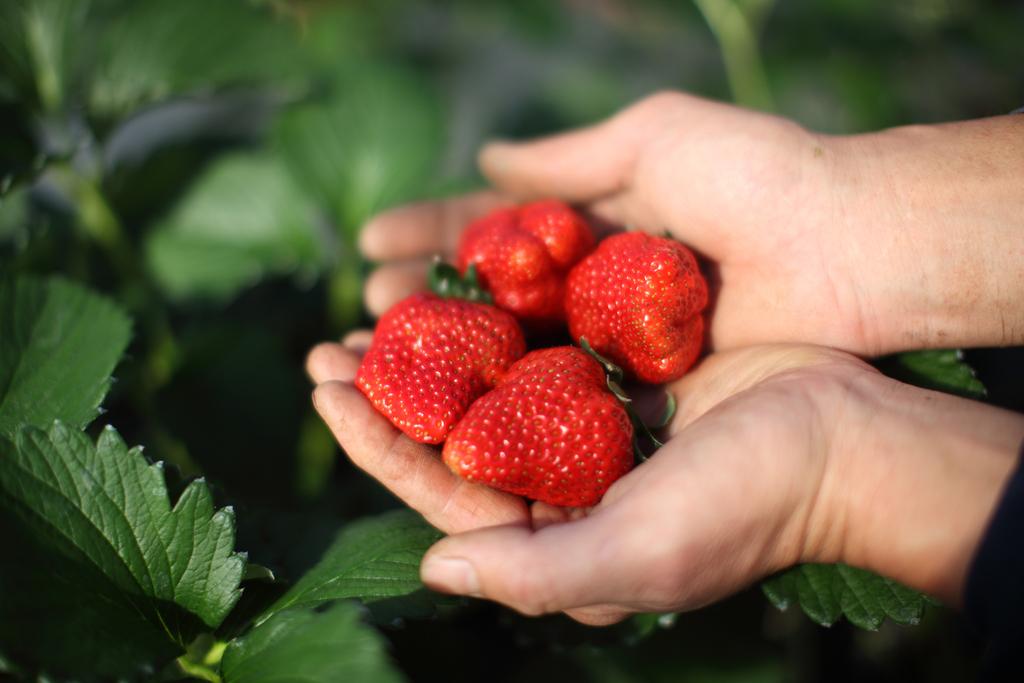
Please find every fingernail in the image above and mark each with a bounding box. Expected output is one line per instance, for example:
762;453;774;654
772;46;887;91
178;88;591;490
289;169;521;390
421;556;481;597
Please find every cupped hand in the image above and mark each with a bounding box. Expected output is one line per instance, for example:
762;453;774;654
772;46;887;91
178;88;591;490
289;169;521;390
360;92;893;354
308;338;878;625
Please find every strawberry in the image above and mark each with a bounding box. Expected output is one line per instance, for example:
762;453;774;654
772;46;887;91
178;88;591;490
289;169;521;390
356;285;526;444
565;232;708;383
456;199;595;328
442;346;634;507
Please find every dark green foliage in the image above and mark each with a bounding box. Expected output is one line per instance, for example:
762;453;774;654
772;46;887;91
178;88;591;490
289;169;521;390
261;510;445;622
762;563;930;631
221;602;403;683
0;276;131;437
0;0;1018;681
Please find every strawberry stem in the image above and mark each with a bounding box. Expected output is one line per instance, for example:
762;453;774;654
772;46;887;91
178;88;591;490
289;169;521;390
429;259;493;304
652;393;677;429
579;337;670;462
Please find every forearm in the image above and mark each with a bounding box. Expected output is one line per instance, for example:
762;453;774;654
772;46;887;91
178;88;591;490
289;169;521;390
829;115;1024;353
828;372;1024;606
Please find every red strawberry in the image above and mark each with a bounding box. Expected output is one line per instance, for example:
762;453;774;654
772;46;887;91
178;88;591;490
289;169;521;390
456;200;595;328
565;232;708;383
442;346;634;507
356;292;526;444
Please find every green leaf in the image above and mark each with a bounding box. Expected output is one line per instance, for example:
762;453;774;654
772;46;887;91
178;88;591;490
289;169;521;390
0;512;185;678
0;187;30;243
221;602;404;683
760;568;796;611
761;563;929;630
792;564;842;626
260;510;443;623
0;275;131;438
274;65;444;231
0;422;245;676
145;152;334;303
0;0;88;111
880;349;986;399
89;0;306;117
619;612;678;645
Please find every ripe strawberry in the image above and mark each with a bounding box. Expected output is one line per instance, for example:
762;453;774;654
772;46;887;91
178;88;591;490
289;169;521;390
356;291;526;444
565;232;708;383
442;346;634;507
456;200;595;328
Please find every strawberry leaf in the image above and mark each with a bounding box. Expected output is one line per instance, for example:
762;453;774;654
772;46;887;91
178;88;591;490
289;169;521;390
579;337;664;461
258;510;444;624
272;64;443;231
761;564;928;630
0;422;245;678
221;602;403;683
877;349;986;399
89;0;306;118
428;260;493;304
0;275;131;438
145;152;334;304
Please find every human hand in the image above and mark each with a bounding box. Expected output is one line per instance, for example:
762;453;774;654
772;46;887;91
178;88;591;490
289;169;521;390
307;340;871;624
308;339;867;624
313;91;1024;625
309;339;1024;624
360;92;1024;355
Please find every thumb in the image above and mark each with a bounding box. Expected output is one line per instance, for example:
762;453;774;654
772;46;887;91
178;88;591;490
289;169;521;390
420;512;629;616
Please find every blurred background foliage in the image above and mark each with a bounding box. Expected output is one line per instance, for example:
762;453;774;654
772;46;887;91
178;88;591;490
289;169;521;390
1;0;1022;680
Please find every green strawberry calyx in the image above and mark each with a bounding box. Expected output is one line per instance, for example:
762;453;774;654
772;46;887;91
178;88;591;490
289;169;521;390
579;337;676;462
429;258;494;304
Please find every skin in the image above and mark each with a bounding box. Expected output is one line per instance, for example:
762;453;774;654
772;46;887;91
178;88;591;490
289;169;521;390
309;92;1024;625
359;93;1024;354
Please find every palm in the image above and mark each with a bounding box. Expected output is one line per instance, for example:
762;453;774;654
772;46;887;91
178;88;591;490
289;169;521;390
308;337;873;624
577;96;859;352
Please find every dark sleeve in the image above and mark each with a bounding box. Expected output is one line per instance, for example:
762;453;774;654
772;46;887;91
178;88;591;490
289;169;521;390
964;441;1024;680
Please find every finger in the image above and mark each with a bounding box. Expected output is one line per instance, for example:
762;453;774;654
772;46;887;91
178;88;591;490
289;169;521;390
341;329;374;354
478;93;693;202
529;502;585;531
312;380;528;534
479;129;634;203
529;504;617;624
306;343;362;384
365;261;431;317
529;502;570;530
359;191;510;261
420;510;633;615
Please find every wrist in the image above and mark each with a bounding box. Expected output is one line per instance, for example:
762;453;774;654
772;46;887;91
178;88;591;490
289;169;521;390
825;117;1024;353
824;371;1024;605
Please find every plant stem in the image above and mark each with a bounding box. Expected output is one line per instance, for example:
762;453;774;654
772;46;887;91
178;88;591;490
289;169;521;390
175;655;222;683
692;0;776;111
24;0;66;112
176;637;228;682
327;249;365;335
52;164;138;281
204;640;228;667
